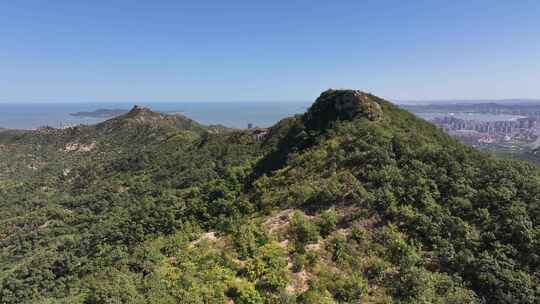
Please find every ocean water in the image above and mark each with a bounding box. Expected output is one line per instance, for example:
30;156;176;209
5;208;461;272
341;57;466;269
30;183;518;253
0;101;311;130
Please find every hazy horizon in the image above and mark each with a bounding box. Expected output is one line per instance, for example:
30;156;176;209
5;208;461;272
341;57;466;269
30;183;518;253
2;97;540;106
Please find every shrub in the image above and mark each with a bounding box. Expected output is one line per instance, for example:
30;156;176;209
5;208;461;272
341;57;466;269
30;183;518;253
319;209;338;237
226;279;264;304
289;212;320;253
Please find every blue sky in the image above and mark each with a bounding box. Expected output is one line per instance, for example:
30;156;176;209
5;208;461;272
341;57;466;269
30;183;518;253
1;0;539;103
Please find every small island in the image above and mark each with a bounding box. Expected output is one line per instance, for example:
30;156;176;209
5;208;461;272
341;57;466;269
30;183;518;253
70;108;129;118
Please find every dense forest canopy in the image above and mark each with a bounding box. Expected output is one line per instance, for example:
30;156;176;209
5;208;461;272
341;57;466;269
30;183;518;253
0;89;539;303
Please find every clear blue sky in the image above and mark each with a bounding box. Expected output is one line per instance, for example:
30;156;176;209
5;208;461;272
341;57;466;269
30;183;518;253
1;0;539;103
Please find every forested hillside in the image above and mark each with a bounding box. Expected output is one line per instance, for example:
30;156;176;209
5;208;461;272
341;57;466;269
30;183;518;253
1;90;539;303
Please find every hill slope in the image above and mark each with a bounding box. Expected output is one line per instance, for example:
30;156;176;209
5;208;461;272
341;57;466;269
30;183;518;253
0;90;539;303
0;105;211;181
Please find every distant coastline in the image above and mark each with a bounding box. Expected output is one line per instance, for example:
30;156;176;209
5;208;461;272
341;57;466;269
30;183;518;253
0;101;311;130
69;108;128;118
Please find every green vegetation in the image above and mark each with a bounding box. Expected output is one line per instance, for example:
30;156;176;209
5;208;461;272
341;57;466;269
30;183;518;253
1;91;539;303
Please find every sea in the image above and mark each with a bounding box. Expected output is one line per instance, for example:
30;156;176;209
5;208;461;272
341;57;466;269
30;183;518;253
1;102;527;130
0;101;311;130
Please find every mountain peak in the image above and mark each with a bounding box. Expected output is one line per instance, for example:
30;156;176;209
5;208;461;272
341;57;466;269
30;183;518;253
96;105;203;132
126;105;154;117
303;89;383;131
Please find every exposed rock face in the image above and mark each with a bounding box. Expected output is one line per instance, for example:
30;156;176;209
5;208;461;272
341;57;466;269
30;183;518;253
303;89;382;131
63;142;96;152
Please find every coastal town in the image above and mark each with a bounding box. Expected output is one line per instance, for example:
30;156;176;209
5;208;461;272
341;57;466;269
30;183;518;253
404;102;540;153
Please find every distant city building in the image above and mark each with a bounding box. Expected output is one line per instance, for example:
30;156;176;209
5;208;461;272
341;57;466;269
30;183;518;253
251;128;268;141
429;115;538;145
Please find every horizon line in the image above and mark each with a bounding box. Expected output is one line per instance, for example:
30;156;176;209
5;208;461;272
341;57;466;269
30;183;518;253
2;97;540;105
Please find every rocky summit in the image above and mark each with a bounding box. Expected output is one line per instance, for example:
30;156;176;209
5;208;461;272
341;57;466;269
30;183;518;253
304;89;383;131
97;105;203;132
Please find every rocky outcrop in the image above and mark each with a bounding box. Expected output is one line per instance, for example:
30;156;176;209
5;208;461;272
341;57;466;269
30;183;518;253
303;89;382;131
63;141;96;152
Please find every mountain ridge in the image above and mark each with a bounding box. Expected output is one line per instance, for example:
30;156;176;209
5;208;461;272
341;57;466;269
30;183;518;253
0;90;539;303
